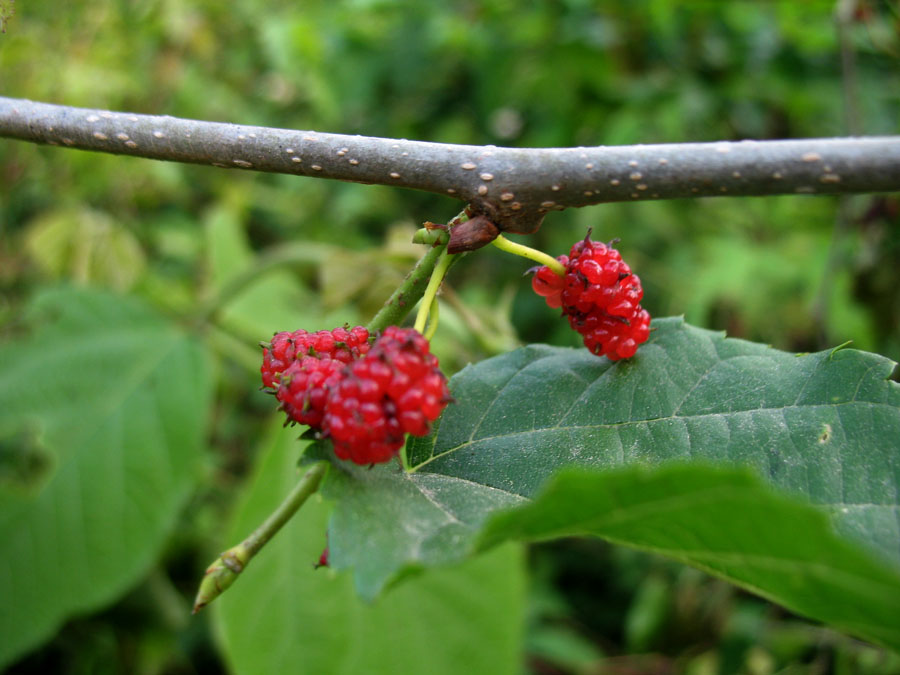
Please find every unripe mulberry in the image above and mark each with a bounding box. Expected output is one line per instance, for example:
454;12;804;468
261;325;450;465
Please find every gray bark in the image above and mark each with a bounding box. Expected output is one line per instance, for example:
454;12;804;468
2;96;899;233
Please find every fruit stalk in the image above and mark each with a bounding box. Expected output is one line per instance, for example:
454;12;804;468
491;234;566;276
414;249;455;335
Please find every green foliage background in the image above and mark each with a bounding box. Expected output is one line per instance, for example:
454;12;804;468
1;1;899;673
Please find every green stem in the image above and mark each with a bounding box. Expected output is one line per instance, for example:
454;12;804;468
423;299;440;341
367;209;468;334
367;242;447;333
199;242;333;322
412;226;450;246
192;461;328;613
414;249;453;334
491;234;565;276
206;324;263;375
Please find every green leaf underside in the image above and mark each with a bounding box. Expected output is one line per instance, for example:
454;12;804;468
314;317;900;648
216;422;525;675
481;465;900;651
0;288;212;668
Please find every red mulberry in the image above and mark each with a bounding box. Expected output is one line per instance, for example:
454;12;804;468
533;235;651;360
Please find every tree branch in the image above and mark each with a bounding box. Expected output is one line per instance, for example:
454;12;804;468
2;96;899;234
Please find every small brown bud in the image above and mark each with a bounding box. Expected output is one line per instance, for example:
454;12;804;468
447;215;500;253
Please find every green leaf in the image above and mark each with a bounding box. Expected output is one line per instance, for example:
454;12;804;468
214;422;526;675
480;464;900;651
23;208;146;291
316;318;900;648
0;288;212;668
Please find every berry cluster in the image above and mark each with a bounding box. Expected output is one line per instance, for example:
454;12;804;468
261;326;449;465
262;327;370;428
324;327;449;464
261;326;370;388
532;235;651;360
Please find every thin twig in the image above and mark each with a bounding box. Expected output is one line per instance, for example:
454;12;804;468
192;461;328;613
413;249;454;334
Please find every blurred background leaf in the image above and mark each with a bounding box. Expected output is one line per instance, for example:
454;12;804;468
23;208;146;291
0;288;212;668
